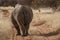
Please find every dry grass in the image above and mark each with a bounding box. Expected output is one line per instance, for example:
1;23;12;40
0;7;60;40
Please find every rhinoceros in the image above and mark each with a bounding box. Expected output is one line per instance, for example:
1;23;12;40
10;0;33;36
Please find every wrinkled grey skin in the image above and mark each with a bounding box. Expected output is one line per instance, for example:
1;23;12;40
11;4;33;36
